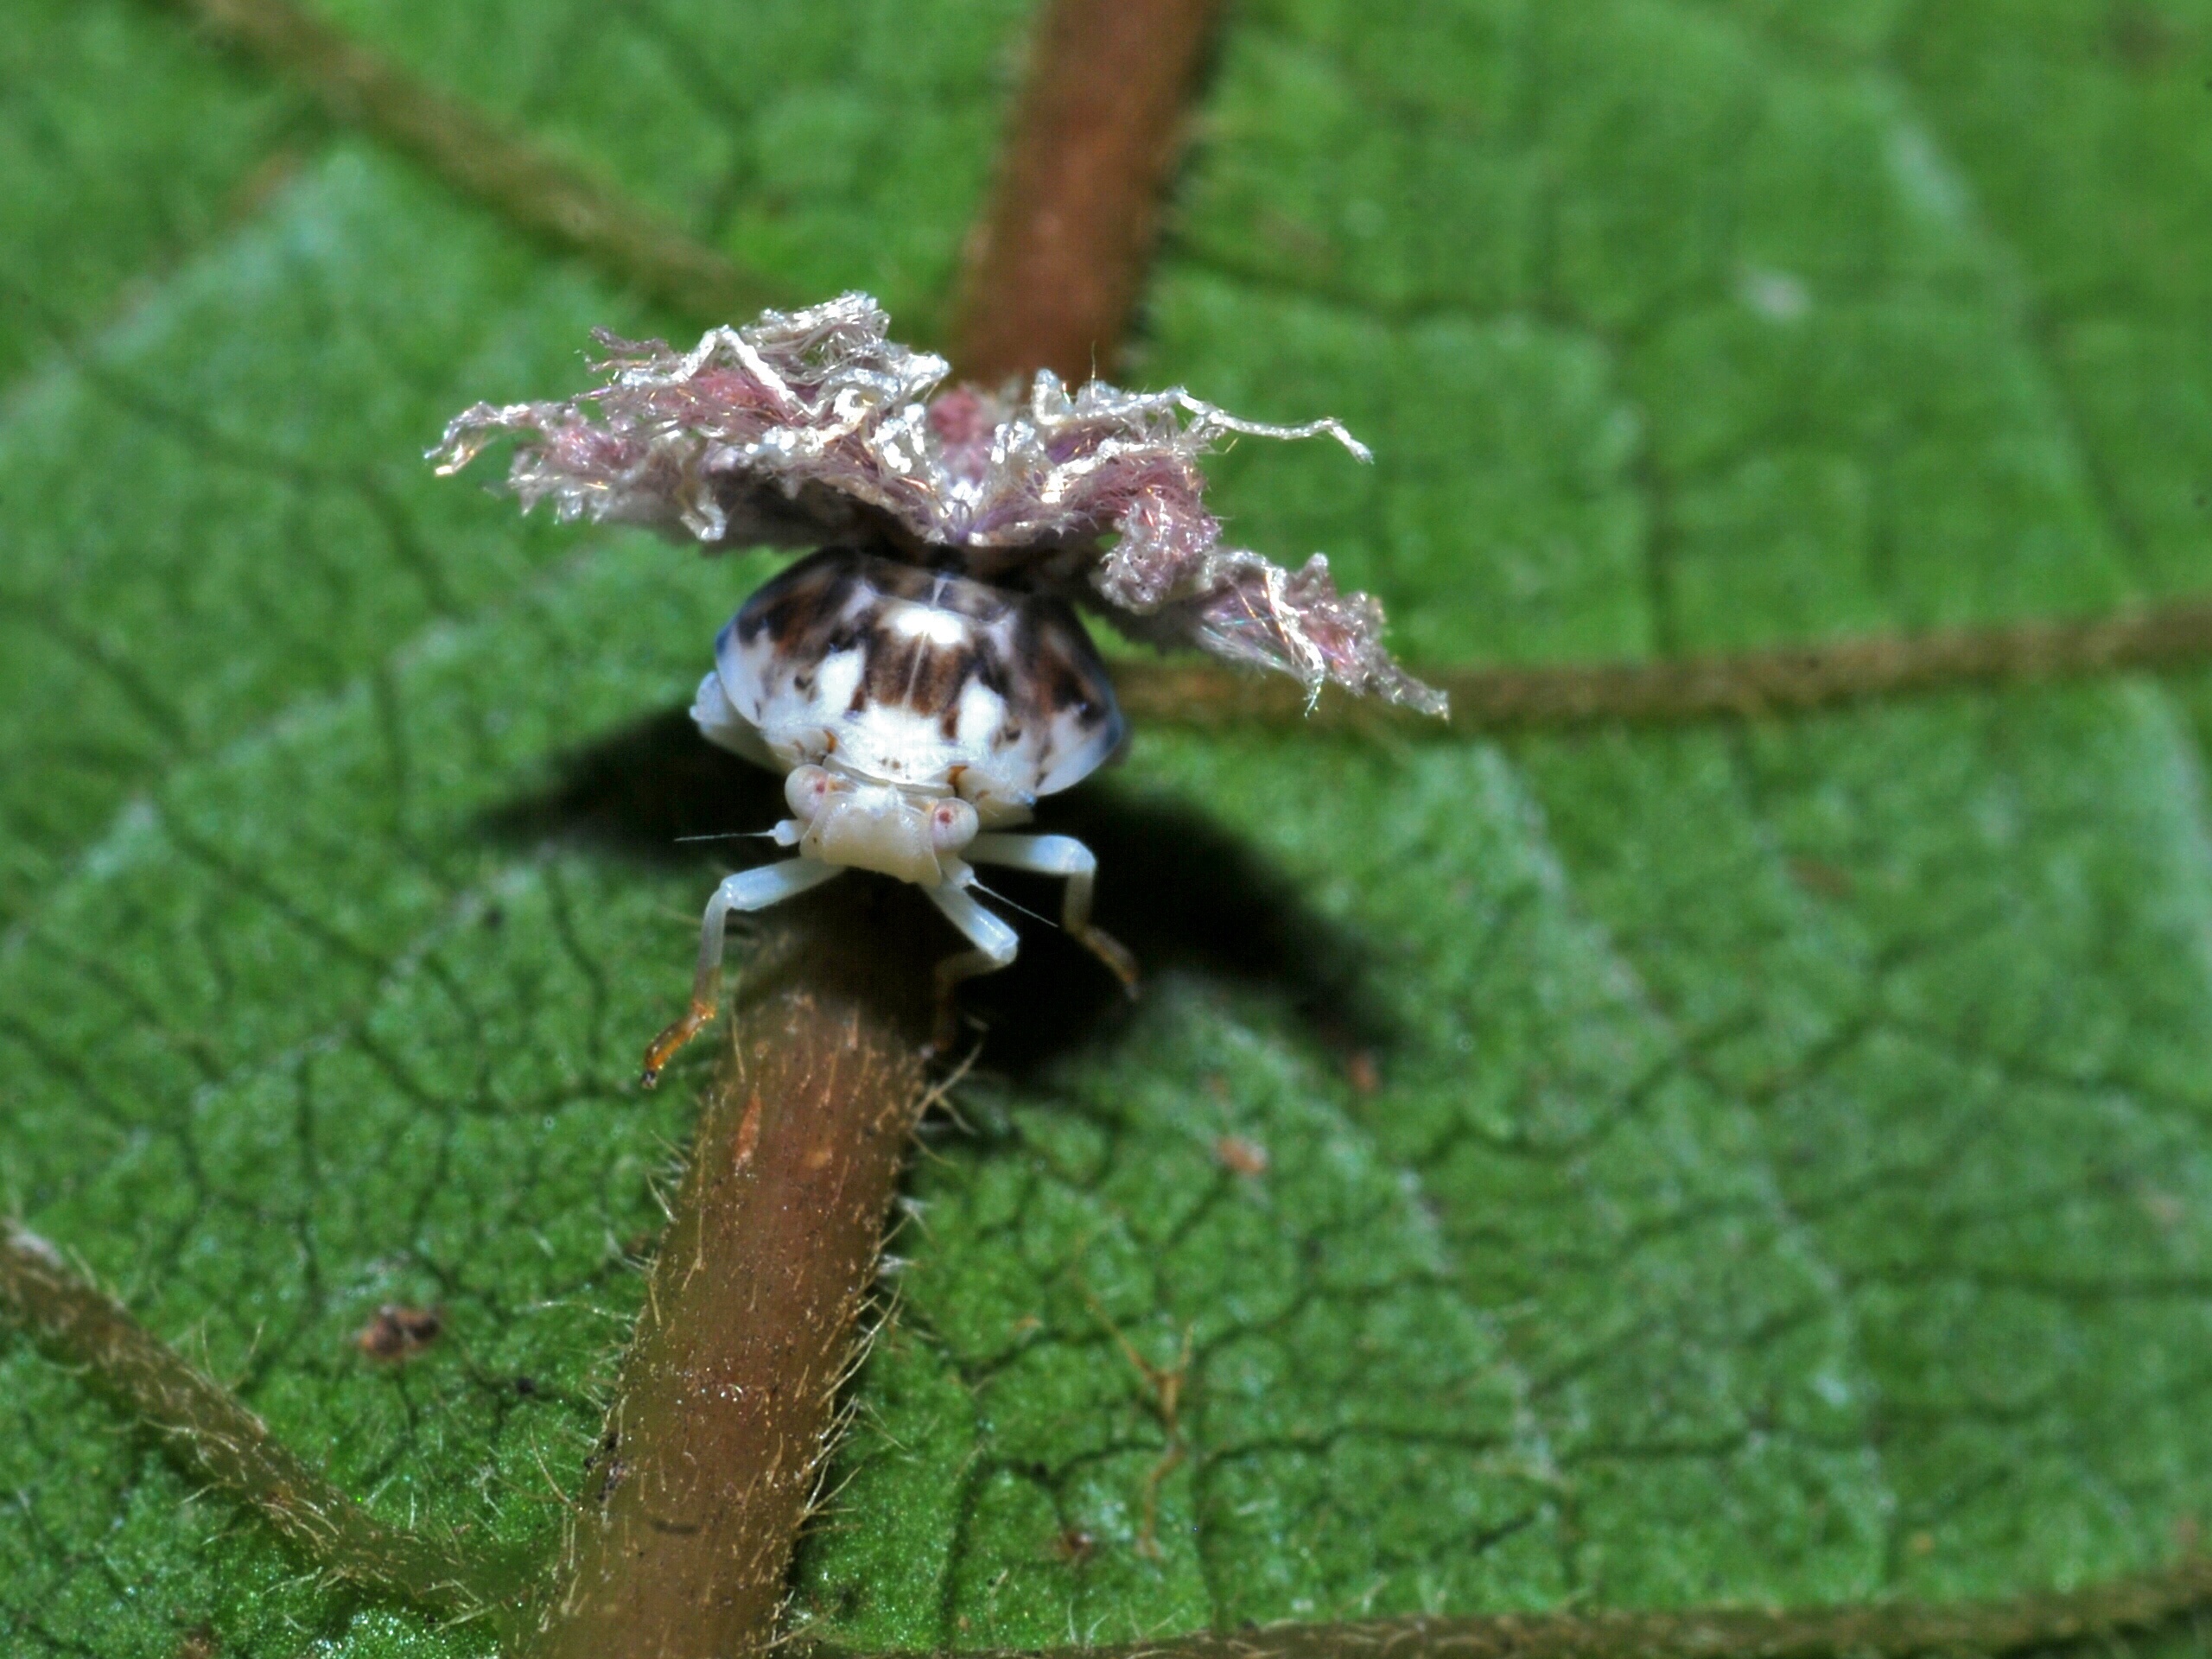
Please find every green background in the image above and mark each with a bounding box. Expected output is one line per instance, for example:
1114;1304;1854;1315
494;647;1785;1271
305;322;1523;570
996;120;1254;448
5;0;2212;1652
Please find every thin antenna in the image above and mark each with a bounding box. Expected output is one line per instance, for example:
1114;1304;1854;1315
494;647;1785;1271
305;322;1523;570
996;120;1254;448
968;880;1059;931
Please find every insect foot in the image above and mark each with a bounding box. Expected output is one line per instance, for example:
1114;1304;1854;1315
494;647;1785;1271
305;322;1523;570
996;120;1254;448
639;997;717;1090
435;294;1440;1071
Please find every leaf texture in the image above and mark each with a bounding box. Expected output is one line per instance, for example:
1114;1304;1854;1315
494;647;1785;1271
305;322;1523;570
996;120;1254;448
3;0;2212;1654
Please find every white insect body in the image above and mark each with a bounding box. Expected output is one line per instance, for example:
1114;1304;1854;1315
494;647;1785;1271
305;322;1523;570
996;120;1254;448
640;547;1138;1083
431;298;1446;1081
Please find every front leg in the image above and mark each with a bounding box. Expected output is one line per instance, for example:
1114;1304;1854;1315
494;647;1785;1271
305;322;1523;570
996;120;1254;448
640;859;845;1087
966;833;1140;992
921;883;1020;1054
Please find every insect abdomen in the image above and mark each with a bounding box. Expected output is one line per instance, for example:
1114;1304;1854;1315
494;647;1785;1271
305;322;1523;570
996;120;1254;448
711;548;1124;804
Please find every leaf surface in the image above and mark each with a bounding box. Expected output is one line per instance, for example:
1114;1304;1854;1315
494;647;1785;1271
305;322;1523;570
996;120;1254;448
5;1;2212;1654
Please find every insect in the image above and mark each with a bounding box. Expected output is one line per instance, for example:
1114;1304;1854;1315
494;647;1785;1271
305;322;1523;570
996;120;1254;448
434;293;1442;1082
639;545;1140;1079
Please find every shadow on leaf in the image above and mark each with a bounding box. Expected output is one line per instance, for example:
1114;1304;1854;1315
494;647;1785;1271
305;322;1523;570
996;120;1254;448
483;705;1395;1074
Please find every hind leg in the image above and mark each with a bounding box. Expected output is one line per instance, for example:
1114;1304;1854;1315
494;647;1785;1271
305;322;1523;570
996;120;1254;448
922;883;1020;1054
966;833;1139;992
640;859;845;1086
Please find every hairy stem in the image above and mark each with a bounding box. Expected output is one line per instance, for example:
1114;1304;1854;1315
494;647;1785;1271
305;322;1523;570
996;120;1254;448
0;1223;521;1625
1110;598;2212;733
950;0;1225;383
170;0;787;321
526;5;1237;1647
957;1557;2212;1659
529;891;931;1659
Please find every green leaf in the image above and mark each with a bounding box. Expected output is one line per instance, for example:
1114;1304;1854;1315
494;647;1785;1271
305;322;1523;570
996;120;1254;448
6;0;2212;1654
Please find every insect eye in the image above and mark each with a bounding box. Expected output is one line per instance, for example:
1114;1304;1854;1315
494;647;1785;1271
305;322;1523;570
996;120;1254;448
928;798;978;850
784;766;835;819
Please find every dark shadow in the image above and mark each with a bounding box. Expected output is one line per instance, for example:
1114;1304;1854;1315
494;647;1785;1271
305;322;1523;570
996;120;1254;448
485;706;1395;1076
486;706;792;862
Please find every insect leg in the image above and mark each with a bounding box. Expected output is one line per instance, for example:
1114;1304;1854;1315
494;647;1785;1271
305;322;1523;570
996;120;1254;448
639;859;846;1088
921;884;1021;1054
966;833;1140;994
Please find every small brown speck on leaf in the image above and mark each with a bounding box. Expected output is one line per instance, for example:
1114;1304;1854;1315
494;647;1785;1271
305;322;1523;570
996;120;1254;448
1344;1049;1382;1096
354;1304;442;1363
1789;857;1854;899
2107;0;2174;70
1215;1135;1270;1178
1909;1530;1936;1556
171;1628;219;1659
1052;1525;1097;1566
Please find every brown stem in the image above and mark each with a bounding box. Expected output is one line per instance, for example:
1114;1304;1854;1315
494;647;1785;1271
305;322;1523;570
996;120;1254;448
1110;598;2212;734
521;3;1239;1642
168;0;787;322
950;0;1226;384
950;1555;2212;1659
0;1223;522;1626
529;889;931;1659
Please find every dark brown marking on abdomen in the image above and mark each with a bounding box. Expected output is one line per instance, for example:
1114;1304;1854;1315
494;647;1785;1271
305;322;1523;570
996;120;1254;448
732;547;1122;766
